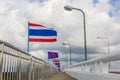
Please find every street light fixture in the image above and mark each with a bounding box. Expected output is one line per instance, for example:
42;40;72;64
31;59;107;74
97;36;110;68
64;5;73;11
64;5;87;60
62;42;72;66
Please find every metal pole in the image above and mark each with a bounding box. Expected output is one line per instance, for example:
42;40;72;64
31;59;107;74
62;43;71;66
107;38;110;54
64;5;87;61
66;53;68;67
69;45;72;65
83;10;87;61
73;8;87;60
27;21;30;53
97;37;110;69
107;38;110;69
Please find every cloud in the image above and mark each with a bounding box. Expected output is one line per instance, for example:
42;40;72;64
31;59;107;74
30;50;47;60
0;0;120;68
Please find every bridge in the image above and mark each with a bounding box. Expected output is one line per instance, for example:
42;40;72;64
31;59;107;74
0;40;120;80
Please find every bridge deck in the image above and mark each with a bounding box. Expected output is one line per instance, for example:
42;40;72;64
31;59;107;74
47;72;77;80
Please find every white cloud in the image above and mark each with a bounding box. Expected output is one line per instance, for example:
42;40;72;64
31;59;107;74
30;50;47;60
0;0;120;68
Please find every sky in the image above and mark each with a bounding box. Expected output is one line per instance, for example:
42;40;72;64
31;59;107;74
0;0;120;69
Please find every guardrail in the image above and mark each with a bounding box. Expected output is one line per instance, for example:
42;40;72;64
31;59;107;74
0;40;58;80
64;52;120;80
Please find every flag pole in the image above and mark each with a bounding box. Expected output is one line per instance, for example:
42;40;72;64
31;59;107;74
48;59;49;64
27;21;30;53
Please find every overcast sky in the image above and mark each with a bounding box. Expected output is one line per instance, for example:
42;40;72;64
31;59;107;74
0;0;120;68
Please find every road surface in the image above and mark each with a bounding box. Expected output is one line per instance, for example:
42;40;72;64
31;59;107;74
47;72;77;80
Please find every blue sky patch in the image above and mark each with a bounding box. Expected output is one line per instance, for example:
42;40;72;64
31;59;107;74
108;11;114;17
92;0;99;6
93;0;99;4
108;0;120;17
108;0;118;6
38;0;47;3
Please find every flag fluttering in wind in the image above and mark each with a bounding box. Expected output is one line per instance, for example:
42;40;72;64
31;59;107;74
56;62;60;67
53;58;59;62
27;22;57;53
54;62;60;66
48;52;58;59
53;58;60;68
54;61;60;65
28;22;57;42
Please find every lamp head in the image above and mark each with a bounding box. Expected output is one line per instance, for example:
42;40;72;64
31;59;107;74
64;5;73;11
62;42;66;45
97;37;100;39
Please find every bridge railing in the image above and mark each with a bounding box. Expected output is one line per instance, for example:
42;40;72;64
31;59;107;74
0;40;58;80
64;52;120;73
64;52;120;80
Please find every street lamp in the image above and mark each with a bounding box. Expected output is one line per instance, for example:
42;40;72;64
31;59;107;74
97;36;110;68
62;42;72;66
64;5;87;60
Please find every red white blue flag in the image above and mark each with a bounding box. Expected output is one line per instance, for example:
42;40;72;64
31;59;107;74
28;22;57;42
56;62;60;67
53;59;60;67
54;62;60;65
53;58;59;62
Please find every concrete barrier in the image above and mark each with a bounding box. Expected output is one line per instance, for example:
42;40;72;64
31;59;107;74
64;53;120;80
65;71;120;80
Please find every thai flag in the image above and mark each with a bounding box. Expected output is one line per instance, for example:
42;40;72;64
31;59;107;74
54;62;60;65
28;22;57;42
53;58;59;62
56;63;60;67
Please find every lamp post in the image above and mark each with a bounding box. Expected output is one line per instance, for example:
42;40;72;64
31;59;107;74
62;42;72;66
64;5;87;60
97;36;110;68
